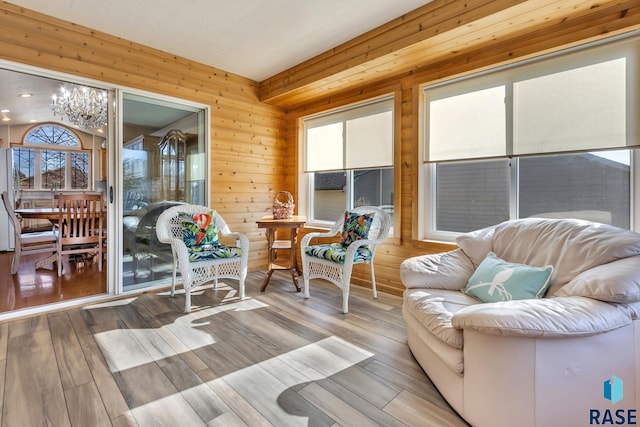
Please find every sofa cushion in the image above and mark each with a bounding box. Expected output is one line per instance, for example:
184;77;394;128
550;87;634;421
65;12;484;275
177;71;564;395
455;224;495;267
400;248;475;290
340;210;374;246
403;304;465;375
617;301;640;320
491;218;640;294
403;289;480;349
555;255;640;303
463;252;553;303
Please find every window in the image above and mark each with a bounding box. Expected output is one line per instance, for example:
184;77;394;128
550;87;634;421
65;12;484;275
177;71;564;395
433;159;510;233
422;35;640;239
302;97;394;225
432;152;631;234
14;124;90;191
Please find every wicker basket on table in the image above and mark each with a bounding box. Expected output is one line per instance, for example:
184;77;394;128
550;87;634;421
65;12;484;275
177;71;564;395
272;191;294;219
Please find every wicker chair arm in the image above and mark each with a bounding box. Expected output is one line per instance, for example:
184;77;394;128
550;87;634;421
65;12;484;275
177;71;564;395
155;219;174;243
301;228;341;248
222;230;250;250
343;237;382;258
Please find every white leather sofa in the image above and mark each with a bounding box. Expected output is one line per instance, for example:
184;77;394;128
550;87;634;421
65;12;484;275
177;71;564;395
400;218;640;427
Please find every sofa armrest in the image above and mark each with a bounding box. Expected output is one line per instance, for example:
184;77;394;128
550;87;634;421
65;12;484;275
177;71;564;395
400;248;475;290
451;296;631;338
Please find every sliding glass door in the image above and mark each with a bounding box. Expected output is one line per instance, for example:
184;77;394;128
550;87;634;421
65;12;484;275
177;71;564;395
121;92;207;292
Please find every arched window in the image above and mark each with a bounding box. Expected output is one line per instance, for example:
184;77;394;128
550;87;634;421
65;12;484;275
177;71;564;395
14;124;90;191
25;124;80;147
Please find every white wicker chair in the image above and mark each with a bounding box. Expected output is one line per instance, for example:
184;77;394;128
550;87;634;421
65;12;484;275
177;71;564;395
301;206;391;313
156;204;249;312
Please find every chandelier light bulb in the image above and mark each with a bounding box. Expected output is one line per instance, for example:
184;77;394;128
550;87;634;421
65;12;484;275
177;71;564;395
50;85;108;129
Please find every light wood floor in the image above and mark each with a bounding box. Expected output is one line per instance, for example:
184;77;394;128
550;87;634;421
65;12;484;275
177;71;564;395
0;271;468;427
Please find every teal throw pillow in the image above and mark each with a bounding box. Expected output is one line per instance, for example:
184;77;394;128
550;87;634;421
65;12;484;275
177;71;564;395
463;252;553;303
340;210;374;246
180;210;219;248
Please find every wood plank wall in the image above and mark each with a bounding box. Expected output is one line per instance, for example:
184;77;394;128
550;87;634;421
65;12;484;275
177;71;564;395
2;1;639;297
277;0;640;296
0;2;284;271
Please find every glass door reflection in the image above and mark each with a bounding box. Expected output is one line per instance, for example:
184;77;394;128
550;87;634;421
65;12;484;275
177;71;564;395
122;92;206;291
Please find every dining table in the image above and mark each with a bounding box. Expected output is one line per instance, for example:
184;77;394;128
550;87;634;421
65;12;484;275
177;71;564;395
16;207;83;220
16;207;106;220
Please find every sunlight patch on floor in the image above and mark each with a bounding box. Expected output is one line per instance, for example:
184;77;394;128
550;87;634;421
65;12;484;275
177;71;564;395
91;295;269;373
207;336;375;425
126;336;375;426
87;288;378;425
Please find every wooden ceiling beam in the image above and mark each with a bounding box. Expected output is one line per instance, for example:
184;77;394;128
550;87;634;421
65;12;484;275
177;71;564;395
259;0;640;108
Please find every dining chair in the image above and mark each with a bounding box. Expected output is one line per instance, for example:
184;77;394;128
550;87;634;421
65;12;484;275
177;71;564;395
300;206;391;313
82;191;108;262
156;204;249;312
1;191;58;274
50;190;61;232
51;190;60;208
55;192;104;276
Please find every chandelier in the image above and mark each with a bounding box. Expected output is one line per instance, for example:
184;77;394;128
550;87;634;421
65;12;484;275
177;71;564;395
50;85;108;129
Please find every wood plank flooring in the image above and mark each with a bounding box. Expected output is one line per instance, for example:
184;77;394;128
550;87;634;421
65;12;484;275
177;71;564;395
0;271;468;427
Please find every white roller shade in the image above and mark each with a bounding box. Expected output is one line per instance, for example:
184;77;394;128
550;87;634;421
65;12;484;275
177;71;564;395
428;86;506;161
304;97;393;172
514;58;626;155
306;122;343;171
424;34;640;163
346;110;393;169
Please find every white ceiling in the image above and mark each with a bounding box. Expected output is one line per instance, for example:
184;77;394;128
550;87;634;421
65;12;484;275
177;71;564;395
1;0;431;129
8;0;431;82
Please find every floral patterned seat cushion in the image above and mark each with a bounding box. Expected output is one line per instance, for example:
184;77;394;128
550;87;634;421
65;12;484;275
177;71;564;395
340;210;375;246
187;245;243;262
305;243;373;264
180;210;219;248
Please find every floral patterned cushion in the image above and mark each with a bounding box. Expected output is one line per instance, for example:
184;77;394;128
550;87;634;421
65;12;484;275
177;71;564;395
180;210;219;248
187;245;242;262
340;210;375;246
304;243;373;264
